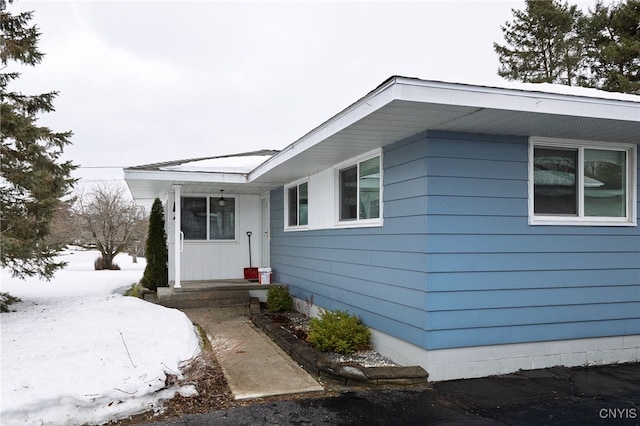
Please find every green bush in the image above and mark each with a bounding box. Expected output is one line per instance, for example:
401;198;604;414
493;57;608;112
140;198;168;290
266;285;293;313
307;309;371;355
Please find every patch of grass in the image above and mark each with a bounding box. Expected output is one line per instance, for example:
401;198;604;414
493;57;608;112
0;292;22;313
194;323;212;351
123;283;142;298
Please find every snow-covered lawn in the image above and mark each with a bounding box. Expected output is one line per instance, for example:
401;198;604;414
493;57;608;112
0;249;201;425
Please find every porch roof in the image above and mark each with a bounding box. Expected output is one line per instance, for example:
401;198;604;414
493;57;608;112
124;150;280;205
125;76;640;203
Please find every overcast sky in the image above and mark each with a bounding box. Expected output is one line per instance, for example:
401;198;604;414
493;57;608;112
9;0;597;190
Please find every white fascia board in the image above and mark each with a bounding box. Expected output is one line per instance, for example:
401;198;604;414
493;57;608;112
248;77;639;184
124;168;249;184
248;78;400;182
396;78;640;122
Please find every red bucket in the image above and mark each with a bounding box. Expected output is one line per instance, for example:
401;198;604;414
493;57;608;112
243;267;259;280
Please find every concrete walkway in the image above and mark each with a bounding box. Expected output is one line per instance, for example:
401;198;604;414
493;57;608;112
181;307;324;400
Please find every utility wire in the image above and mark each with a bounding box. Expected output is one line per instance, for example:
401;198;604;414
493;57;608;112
76;166;125;169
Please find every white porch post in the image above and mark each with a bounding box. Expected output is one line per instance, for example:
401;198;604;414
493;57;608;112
173;185;182;289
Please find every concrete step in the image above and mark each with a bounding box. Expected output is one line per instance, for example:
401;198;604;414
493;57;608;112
157;288;250;309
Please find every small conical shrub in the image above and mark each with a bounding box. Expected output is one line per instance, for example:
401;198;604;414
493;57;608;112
140;198;168;290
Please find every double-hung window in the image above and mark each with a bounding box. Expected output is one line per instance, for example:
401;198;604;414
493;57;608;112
286;181;308;229
181;196;236;240
337;150;382;226
529;138;636;226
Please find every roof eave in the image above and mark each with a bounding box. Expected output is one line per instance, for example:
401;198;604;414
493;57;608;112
394;77;640;121
124;168;249;184
248;76;401;182
248;77;639;183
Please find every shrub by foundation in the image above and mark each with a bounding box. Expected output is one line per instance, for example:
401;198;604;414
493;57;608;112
140;198;168;290
307;309;371;355
266;285;293;313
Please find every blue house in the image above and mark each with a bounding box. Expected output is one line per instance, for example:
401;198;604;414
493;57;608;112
125;76;640;381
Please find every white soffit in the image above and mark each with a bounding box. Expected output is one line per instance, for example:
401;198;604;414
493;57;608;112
250;77;639;184
125;77;639;197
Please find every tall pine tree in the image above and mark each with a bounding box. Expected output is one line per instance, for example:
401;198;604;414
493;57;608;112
140;198;168;290
584;0;640;94
0;0;76;279
494;0;586;86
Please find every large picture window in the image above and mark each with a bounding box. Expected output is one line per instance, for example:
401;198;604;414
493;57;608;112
530;138;636;226
181;196;236;240
338;152;381;224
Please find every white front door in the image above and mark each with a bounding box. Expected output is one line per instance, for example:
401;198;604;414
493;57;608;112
260;194;270;267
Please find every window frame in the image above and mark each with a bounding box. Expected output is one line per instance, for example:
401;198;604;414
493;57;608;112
334;149;383;228
284;179;309;231
180;194;238;242
528;137;637;226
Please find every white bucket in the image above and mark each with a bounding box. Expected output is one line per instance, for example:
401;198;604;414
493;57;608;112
258;267;272;284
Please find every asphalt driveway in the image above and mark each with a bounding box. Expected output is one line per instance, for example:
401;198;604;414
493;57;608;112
141;362;640;425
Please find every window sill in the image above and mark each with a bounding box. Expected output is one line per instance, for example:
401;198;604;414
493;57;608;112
284;226;309;232
334;219;383;229
529;217;637;227
182;239;240;243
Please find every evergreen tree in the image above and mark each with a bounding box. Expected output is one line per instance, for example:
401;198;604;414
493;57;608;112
140;198;168;290
494;0;586;86
0;0;76;279
583;0;640;94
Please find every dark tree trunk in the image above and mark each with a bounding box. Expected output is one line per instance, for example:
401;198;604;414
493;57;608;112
102;252;115;269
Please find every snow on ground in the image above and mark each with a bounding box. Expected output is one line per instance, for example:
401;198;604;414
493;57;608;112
0;249;201;425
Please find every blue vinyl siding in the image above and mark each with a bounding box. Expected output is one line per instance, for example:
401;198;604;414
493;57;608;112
270;136;430;349
424;131;640;349
271;130;640;352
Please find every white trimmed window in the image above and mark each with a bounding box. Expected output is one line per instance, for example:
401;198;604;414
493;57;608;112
336;149;382;227
181;195;236;240
285;180;308;230
529;138;636;226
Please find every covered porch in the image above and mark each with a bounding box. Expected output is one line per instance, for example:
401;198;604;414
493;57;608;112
124;150;281;289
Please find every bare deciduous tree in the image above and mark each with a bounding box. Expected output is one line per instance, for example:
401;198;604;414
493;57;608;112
74;185;146;270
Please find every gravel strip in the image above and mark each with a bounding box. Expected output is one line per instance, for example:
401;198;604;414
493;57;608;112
275;311;399;368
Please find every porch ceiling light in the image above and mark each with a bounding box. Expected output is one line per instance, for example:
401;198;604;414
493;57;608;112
218;189;225;207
